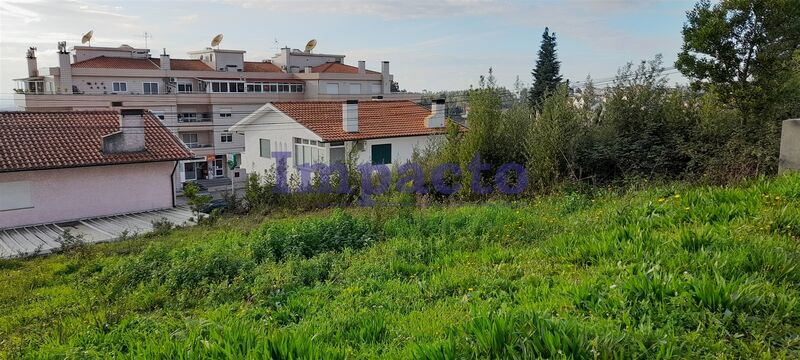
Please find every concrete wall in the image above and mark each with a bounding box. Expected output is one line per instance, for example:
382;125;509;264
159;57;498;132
779;119;800;174
0;162;176;229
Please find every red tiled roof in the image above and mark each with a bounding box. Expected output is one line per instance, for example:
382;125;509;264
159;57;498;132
244;61;282;72
0;111;194;172
271;101;447;141
312;62;380;74
72;56;285;72
159;58;213;71
72;56;213;71
72;56;159;70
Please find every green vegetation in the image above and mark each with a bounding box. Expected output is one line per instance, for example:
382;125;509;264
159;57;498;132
528;27;563;111
2;174;800;358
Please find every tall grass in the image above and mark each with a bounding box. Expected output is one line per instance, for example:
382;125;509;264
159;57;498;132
1;175;800;358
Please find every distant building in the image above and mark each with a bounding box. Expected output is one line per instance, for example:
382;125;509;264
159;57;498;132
12;42;416;188
229;99;448;176
0;109;194;229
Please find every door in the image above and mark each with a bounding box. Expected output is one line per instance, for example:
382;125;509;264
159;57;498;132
213;157;225;178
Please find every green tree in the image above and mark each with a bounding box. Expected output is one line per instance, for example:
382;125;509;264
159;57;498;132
676;0;800;119
529;27;563;111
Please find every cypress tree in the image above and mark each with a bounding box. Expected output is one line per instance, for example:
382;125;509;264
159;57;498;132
529;27;563;111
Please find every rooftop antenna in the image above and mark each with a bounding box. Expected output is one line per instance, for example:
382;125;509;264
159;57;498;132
142;31;152;48
81;30;93;46
211;33;223;49
304;39;317;53
273;37;280;51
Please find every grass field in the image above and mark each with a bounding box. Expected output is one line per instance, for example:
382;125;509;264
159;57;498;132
1;175;800;359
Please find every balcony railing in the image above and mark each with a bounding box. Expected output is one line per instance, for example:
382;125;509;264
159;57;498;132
177;113;213;123
184;143;213;149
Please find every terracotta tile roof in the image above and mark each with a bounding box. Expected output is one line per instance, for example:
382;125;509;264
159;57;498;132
312;62;380;74
72;56;214;71
271;101;448;141
159;58;213;71
0;111;195;173
72;56;159;70
244;61;282;72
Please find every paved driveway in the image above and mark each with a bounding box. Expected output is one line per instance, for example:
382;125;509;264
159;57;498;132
0;207;196;258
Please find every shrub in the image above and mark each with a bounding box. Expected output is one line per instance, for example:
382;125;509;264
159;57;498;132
251;210;379;263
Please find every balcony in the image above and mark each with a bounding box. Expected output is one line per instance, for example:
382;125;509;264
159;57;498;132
177;113;213;123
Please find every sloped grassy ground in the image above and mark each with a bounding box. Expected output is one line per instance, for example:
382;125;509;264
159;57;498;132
1;175;800;359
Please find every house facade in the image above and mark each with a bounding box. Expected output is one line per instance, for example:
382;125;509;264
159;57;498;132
13;42;417;188
0;110;194;229
229;99;448;179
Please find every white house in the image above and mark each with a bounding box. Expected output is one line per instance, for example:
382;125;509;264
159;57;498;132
229;99;448;176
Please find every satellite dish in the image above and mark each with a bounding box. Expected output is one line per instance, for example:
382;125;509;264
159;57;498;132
211;34;223;48
304;39;317;53
81;30;93;45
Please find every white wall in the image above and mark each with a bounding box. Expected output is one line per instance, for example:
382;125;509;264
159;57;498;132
320;80;382;95
238;109;322;177
354;135;444;166
72;76;165;95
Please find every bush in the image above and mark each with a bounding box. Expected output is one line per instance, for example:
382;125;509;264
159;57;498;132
251;210;379;263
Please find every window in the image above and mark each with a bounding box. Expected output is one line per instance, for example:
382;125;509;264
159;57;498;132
0;181;33;211
326;83;339;94
183;162;197;181
181;133;198;147
349;83;361;94
212;82;220;92
112;82;127;92
228;82;244;93
221;132;233;143
219;108;232;118
329;142;346;164
371;84;381;94
293;137;326;166
260;139;271;158
177;83;193;93
178;113;198;122
143;82;159;94
371;144;392;165
152;111;166;121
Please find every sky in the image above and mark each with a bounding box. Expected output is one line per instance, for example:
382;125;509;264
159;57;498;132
0;0;696;109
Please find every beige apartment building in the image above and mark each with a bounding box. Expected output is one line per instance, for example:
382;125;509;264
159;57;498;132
13;42;416;187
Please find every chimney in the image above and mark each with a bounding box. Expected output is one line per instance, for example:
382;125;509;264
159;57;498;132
103;109;146;154
26;47;38;77
343;100;358;133
57;42;73;94
358;61;366;75
381;61;390;94
425;99;446;128
160;49;171;70
305;66;312;73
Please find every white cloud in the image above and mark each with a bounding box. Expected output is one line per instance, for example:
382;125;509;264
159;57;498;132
0;0;43;23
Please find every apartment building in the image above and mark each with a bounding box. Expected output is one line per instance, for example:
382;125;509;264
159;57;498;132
13;41;416;187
